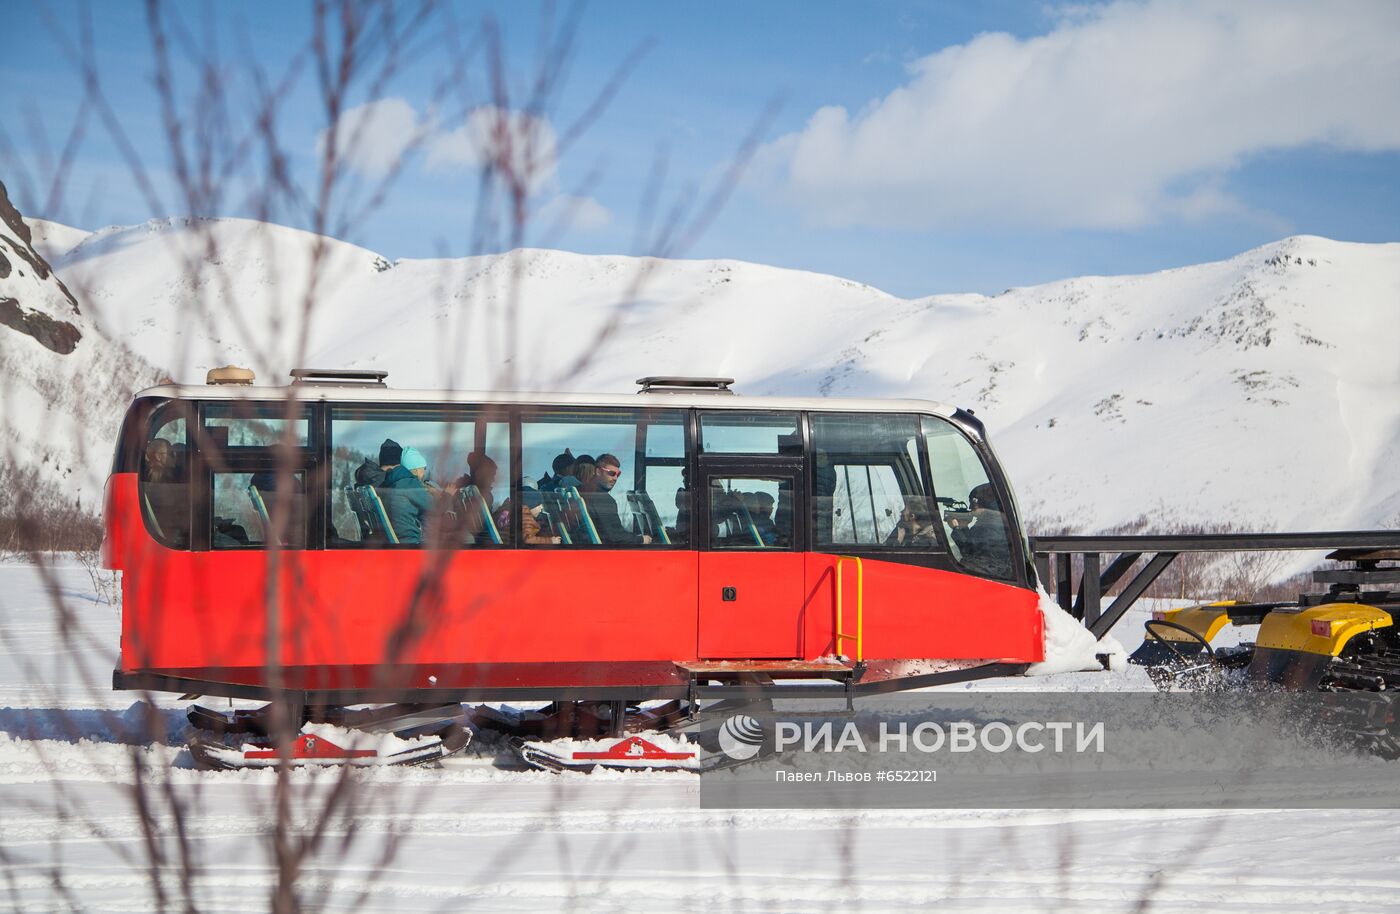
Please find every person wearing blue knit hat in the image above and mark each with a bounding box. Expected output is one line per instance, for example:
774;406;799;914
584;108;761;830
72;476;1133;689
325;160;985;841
380;445;433;544
401;446;428;476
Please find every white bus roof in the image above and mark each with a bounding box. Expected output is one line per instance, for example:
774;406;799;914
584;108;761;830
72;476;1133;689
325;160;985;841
135;383;960;418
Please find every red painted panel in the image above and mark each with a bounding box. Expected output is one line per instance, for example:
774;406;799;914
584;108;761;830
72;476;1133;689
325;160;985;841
106;474;1043;685
698;552;805;658
109;475;700;673
803;554;1043;663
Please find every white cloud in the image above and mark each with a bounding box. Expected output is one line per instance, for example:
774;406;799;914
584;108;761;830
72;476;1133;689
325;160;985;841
426;106;559;194
316;97;423;177
536;194;613;233
760;0;1400;230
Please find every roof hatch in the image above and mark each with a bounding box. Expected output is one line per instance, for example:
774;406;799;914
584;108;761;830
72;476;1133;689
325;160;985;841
636;376;735;395
290;368;389;388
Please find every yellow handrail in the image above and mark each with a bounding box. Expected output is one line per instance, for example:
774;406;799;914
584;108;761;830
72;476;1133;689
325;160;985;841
834;555;864;662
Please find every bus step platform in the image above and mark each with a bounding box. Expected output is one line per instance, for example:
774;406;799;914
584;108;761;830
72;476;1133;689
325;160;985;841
677;659;856;681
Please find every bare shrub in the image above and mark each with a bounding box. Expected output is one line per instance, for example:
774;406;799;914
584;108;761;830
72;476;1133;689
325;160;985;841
74;546;119;605
1;2;776;912
0;462;104;555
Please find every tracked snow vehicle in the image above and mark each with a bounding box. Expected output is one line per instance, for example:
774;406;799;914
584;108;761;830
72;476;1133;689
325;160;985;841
105;371;1046;770
1131;548;1400;694
104;370;1400;771
1032;534;1400;738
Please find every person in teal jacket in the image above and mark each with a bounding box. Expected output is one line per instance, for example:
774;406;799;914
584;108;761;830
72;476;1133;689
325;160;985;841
380;444;433;544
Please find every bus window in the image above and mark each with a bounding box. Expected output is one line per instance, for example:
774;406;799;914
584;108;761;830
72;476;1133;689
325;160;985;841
213;471;307;548
699;412;801;456
811;413;934;549
923;416;1015;581
139;405;191;548
203;401;309;449
521;407;687;546
329;406;509;547
709;477;793;549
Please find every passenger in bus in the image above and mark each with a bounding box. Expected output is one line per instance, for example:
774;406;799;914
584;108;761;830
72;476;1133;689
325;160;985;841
142;437;190;546
585;454;651;545
573;459;599;493
744;492;780;546
948;483;1012;578
466;452;499;508
885;501;939;547
450;451;501;544
710;486;744;544
538;449;575;492
671;467;691;541
143;438;178;483
449;452;496;501
354;456;386;488
553;453;588;491
377;439;403;472
380;445;433;544
519;490;561;545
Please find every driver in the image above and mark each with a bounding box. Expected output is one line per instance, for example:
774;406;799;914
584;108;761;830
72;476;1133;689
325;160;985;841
948;483;1012;579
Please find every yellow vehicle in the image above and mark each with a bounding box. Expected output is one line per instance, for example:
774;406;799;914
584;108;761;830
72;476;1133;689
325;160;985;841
1130;548;1400;694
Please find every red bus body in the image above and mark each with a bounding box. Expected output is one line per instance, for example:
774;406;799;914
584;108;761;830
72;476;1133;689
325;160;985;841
107;386;1044;702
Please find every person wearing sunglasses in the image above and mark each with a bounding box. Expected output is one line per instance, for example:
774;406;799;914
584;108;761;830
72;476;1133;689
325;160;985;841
584;453;653;545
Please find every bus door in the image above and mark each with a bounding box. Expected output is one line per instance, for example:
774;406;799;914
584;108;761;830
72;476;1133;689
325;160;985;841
697;463;805;659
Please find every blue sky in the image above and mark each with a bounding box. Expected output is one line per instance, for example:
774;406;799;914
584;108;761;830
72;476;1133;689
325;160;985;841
3;0;1399;296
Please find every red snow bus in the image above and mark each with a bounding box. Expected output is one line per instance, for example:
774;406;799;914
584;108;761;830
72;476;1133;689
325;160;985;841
105;371;1042;713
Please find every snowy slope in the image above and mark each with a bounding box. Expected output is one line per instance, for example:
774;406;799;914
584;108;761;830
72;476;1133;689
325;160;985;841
26;218;90;262
53;215;384;384
0;187;161;510
22;209;1400;533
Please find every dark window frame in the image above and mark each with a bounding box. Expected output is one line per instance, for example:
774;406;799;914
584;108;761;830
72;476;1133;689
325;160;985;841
194;399;321;552
121;396;1027;583
326;401;514;550
696;410;804;458
806;410;949;555
921;411;1028;586
133;397;195;550
514;403;694;550
697;460;806;553
208;465;311;551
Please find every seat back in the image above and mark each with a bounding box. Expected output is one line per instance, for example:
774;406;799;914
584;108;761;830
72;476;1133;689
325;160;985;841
732;496;765;547
459;485;502;544
625;492;649;538
344;486;384;543
560;485;601;544
353;484;399;544
628;490;671;545
744;511;765;547
540;490;573;544
247;483;272;535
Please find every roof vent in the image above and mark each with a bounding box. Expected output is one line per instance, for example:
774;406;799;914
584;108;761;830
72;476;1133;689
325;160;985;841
207;366;256;386
637;376;736;395
290;368;388;388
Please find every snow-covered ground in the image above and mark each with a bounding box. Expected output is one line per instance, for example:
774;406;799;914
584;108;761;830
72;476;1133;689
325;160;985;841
4;560;1397;912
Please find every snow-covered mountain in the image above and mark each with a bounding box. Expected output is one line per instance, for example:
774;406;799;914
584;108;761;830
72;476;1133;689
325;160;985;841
0;184;161;516
15;203;1400;535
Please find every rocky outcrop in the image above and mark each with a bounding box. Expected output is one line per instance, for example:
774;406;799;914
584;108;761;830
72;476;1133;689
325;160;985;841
0;297;82;354
0;180;82;353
